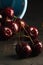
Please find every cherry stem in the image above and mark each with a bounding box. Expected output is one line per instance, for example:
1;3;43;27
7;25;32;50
14;16;17;19
13;16;17;21
20;35;30;38
22;26;35;45
13;16;34;45
26;23;29;27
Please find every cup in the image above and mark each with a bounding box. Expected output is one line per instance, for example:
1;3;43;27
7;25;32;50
0;0;27;19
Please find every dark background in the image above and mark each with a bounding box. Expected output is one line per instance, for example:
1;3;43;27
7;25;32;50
24;0;43;41
0;0;43;65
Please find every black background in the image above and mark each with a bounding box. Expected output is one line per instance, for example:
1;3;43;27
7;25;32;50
24;0;43;41
0;0;43;65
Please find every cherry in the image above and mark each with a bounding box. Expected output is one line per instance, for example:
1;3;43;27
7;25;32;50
0;14;3;23
3;27;13;38
22;42;32;57
0;14;2;19
14;18;21;25
16;42;32;57
12;22;19;32
13;18;21;32
4;20;19;33
24;26;38;38
5;17;12;23
29;26;39;38
15;18;29;33
4;7;14;19
0;9;6;20
32;40;42;56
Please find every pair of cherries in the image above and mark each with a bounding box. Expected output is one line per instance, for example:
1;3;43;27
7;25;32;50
0;7;42;57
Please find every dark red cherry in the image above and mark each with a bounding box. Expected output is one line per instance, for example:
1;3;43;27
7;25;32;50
0;14;2;19
29;26;39;38
14;18;21;25
13;18;21;32
14;18;26;30
12;22;19;32
22;43;32;57
0;14;3;23
2;17;19;33
1;16;12;25
0;9;7;20
32;41;42;56
5;17;12;23
16;42;32;57
24;26;38;38
15;18;26;25
3;27;13;38
4;8;14;19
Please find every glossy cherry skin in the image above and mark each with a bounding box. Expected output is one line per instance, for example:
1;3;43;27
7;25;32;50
0;10;3;23
16;42;32;57
13;18;21;32
32;40;42;56
29;26;39;38
4;17;12;23
12;21;19;33
24;26;38;38
4;7;14;19
2;27;13;38
4;20;19;34
0;14;2;21
14;18;27;31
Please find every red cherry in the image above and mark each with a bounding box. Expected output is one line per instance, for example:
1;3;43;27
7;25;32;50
35;41;42;51
23;43;32;56
3;27;13;38
0;14;3;23
0;9;7;19
14;18;21;25
0;9;5;23
0;9;11;23
4;8;14;18
32;41;42;55
29;26;39;38
5;17;12;23
13;18;21;32
2;20;12;29
16;42;32;57
0;14;2;19
12;22;19;32
14;18;27;32
24;26;38;38
4;21;19;33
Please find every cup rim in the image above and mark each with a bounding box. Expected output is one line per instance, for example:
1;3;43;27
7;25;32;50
19;0;28;19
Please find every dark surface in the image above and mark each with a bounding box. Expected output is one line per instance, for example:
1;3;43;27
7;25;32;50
0;0;43;65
